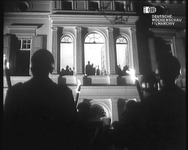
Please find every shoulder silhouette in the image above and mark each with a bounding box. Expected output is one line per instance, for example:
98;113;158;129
4;49;77;150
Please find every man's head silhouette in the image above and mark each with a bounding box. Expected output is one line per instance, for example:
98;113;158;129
31;49;54;76
156;55;180;85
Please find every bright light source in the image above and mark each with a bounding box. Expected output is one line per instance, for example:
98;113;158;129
126;68;138;83
76;79;81;93
3;54;6;61
4;54;10;69
6;62;10;69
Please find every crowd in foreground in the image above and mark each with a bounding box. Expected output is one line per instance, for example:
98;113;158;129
3;49;185;150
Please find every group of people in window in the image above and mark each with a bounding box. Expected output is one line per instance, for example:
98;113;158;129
85;61;101;76
59;62;130;77
116;64;129;76
59;65;74;76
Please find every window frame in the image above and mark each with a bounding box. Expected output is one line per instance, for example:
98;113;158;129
60;35;74;73
20;38;32;51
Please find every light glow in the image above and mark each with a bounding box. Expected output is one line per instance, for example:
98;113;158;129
126;68;138;83
4;54;9;69
6;62;10;69
76;79;81;93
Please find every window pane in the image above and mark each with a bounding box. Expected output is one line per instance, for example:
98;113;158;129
20;38;32;50
60;35;73;73
60;43;73;70
84;32;106;75
116;37;129;75
116;44;128;70
85;33;104;43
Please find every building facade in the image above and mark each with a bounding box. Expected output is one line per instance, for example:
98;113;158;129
3;0;186;122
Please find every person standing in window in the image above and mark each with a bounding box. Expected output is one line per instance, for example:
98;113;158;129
86;61;93;76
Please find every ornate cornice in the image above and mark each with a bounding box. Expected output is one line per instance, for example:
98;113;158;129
50;14;139;27
4;12;50;19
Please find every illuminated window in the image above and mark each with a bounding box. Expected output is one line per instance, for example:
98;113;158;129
60;35;74;73
20;38;32;50
84;32;106;75
116;36;129;75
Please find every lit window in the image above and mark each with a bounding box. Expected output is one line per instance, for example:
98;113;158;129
84;32;106;75
60;35;74;74
116;36;129;75
85;32;104;43
20;38;32;50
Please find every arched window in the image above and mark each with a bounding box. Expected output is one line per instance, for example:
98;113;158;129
116;36;129;75
84;32;106;76
60;35;74;75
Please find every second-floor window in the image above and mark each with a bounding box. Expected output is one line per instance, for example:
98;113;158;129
84;32;106;76
60;35;74;75
116;36;129;76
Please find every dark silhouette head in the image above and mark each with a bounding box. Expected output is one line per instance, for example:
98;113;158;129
77;102;91;120
156;55;180;85
31;49;54;76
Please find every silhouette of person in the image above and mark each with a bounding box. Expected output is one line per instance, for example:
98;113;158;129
65;65;70;75
3;49;77;150
69;67;73;75
123;65;129;75
139;55;186;150
111;55;185;150
59;68;65;76
116;64;122;76
86;61;93;76
77;101;91;122
91;63;95;75
96;65;100;75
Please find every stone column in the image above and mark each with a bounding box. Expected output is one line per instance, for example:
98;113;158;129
75;27;84;83
106;27;117;85
51;26;58;74
111;99;119;122
130;27;139;74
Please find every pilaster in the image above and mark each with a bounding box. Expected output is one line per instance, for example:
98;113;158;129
75;26;84;75
106;27;116;75
111;99;119;122
106;27;117;85
51;26;58;73
130;27;139;74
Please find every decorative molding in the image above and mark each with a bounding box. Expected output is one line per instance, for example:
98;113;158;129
4;12;50;19
51;26;58;31
106;27;114;32
149;28;176;36
75;26;82;31
8;25;39;37
50;14;139;26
